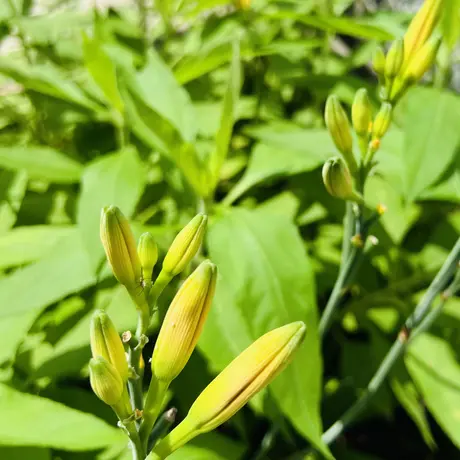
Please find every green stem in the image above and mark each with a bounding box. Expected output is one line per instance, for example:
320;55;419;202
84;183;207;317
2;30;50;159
340;202;354;269
319;237;460;447
126;422;145;460
148;270;172;315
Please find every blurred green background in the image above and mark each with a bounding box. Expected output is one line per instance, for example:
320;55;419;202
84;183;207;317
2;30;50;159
1;0;460;459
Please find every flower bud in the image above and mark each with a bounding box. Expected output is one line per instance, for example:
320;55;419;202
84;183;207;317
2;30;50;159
372;46;386;76
100;206;141;290
325;96;356;170
150;322;306;458
352;88;372;137
138;232;158;285
90;309;129;382
403;0;442;68
402;37;441;84
89;356;124;406
384;39;404;79
322;158;363;203
162;214;207;277
152;260;217;382
372;103;392;141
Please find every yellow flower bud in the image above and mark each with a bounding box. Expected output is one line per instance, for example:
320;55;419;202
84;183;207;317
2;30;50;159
152;260;217;382
402;37;441;84
372;46;386;76
137;232;158;286
403;0;442;68
372;103;392;141
149;322;306;459
162;214;207;277
322;158;363;203
352;88;372;137
90;309;129;382
89;356;124;406
100;206;141;290
384;38;404;79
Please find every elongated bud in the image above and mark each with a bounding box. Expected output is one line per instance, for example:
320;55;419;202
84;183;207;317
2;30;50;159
352;89;372;137
403;0;442;68
372;46;386;76
150;322;306;458
372;103;392;141
89;356;124;406
152;260;217;382
100;206;141;290
384;39;404;79
162;214;207;277
90;310;129;382
322;158;363;203
325;96;356;171
402;37;441;84
138;232;158;285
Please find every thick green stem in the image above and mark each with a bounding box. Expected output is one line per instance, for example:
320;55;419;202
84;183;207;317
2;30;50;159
319;237;460;447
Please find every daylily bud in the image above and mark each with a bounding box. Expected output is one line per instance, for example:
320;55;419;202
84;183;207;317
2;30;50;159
403;0;442;68
152;260;217;382
90;309;129;382
89;356;124;406
325;96;356;171
402;37;441;84
149;322;306;458
162;214;207;277
100;206;141;290
138;232;158;286
372;103;392;141
384;39;404;79
352;89;372;137
372;46;386;76
322;158;363;203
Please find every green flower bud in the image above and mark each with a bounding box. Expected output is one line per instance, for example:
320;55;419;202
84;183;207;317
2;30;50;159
100;206;141;290
372;103;392;141
352;88;372;137
384;39;404;79
162;214;207;277
90;310;129;382
89;356;124;406
322;158;363;203
137;232;158;286
325;95;357;173
372;46;386;76
152;260;217;382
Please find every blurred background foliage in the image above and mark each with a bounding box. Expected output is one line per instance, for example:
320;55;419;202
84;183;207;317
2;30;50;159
1;0;460;459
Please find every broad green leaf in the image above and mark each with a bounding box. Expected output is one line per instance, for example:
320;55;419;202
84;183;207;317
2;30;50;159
0;146;83;183
401;88;460;202
0;447;50;460
406;334;460;448
208;42;241;192
0;232;96;365
201;208;330;458
0;225;77;269
82;34;124;114
0;383;124;449
266;11;393;40
77;147;146;271
224;133;333;204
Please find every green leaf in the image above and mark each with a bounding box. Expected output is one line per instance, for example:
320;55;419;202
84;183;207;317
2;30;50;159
0;383;124;450
77;147;146;271
0;146;83;183
201;208;330;458
224;132;333;204
401;88;460;202
0;231;96;365
442;0;460;50
0;225;77;269
208;42;241;192
82;34;124;114
406;333;460;449
0;447;50;460
265;11;394;40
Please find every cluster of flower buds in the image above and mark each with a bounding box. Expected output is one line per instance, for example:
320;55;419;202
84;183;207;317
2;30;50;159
373;0;442;103
92;206;307;458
